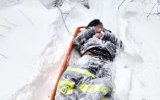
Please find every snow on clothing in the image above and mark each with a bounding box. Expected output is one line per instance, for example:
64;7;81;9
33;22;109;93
55;27;123;100
55;55;114;100
74;27;123;61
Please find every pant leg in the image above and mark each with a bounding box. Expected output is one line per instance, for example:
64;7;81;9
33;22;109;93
55;70;78;100
78;77;114;100
77;60;115;100
56;55;96;100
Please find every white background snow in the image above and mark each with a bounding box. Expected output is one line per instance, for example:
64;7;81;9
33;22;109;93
0;0;160;100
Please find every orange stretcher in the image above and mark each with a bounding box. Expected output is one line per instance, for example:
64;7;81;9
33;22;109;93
50;26;86;100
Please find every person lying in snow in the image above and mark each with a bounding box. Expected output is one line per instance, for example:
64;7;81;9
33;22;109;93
74;19;123;61
55;19;124;100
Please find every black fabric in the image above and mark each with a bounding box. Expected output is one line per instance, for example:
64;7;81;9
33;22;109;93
87;47;113;61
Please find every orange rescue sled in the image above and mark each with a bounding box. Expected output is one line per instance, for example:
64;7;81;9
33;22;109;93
50;26;86;100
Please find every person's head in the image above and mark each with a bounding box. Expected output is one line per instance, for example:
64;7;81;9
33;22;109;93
86;19;103;33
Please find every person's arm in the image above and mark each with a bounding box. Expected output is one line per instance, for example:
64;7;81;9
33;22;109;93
74;27;96;49
102;30;124;51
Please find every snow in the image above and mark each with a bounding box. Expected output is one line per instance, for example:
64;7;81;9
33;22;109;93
0;0;59;99
0;0;160;100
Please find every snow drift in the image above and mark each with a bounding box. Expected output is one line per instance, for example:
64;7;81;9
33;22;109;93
0;0;160;100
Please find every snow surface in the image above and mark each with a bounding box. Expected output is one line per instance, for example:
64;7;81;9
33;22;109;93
0;0;160;100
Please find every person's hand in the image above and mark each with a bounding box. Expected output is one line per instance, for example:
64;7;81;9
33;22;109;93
95;32;103;39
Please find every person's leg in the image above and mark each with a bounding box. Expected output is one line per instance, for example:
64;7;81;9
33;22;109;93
77;60;115;100
78;78;114;100
56;55;96;100
55;70;78;100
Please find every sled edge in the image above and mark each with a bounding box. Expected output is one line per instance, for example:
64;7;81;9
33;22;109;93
50;26;86;100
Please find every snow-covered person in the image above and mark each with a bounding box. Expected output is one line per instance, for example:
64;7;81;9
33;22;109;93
55;19;123;100
74;19;123;61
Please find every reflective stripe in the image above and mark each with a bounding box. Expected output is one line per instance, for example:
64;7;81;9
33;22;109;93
58;80;75;88
102;98;108;100
59;86;74;95
67;67;96;78
57;80;75;95
79;84;108;95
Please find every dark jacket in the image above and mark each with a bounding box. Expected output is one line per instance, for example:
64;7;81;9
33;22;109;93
74;27;123;61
